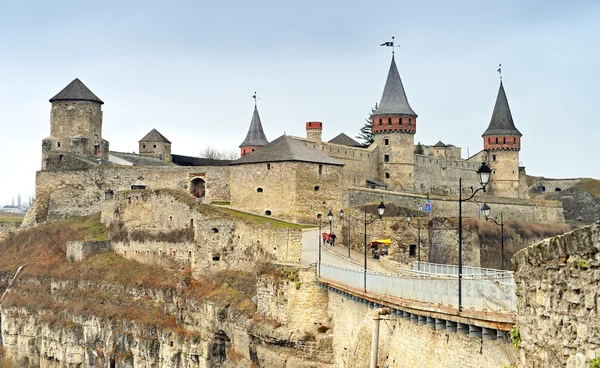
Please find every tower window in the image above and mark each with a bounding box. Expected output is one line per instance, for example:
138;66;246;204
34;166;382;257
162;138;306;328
388;117;392;126
385;172;390;179
257;187;263;193
57;142;61;148
495;137;499;144
265;210;272;216
503;137;506;144
384;139;389;145
384;154;390;162
379;118;382;127
267;163;271;170
408;118;412;127
59;154;64;161
488;138;491;144
399;118;403;125
143;144;146;148
314;186;320;191
492;155;496;161
318;165;323;175
153;144;157;148
514;137;516;143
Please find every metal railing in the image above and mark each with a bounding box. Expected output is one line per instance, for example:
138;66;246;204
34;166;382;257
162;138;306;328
320;263;516;313
412;261;515;284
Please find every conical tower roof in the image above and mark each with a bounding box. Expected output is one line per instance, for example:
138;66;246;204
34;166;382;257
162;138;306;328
140;129;171;143
373;56;416;117
240;107;269;147
49;78;104;104
482;82;522;137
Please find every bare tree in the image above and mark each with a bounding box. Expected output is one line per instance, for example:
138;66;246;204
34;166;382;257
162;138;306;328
199;146;239;160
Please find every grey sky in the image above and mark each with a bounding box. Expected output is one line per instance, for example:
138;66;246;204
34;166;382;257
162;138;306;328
1;0;599;206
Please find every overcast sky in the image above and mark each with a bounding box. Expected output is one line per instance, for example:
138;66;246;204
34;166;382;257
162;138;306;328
1;0;599;206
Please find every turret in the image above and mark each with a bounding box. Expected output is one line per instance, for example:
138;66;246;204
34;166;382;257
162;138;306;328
42;78;108;169
371;55;418;190
482;82;522;198
239;106;269;157
306;121;323;141
139;129;172;162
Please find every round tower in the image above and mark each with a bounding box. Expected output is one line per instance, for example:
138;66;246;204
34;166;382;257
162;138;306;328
139;129;172;162
482;82;522;198
306;121;323;142
371;55;418;191
240;105;269;157
42;78;108;169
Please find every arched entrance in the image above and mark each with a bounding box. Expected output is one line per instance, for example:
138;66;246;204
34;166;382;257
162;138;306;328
190;178;206;198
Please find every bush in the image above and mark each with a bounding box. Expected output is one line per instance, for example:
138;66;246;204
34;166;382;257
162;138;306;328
589;357;600;368
509;325;521;350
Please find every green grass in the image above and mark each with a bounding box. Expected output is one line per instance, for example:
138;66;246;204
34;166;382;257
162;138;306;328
0;213;25;223
210;201;231;205
218;208;313;229
571;178;600;198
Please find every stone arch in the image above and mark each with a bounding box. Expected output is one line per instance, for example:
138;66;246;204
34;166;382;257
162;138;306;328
190;178;206;198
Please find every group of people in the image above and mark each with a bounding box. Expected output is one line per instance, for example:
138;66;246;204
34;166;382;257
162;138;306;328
322;232;337;246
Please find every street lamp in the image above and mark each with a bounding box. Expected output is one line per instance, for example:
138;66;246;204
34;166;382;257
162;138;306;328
339;209;351;257
318;201;326;277
328;210;333;234
406;213;422;271
458;162;491;311
363;202;386;293
481;203;505;271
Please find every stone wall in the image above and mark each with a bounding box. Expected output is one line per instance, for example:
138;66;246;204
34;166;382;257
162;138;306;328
0;222;20;241
66;240;111;262
102;190;303;278
514;222;600;367
414;155;481;196
230;161;343;224
327;291;516;367
24;165;230;227
257;267;330;333
348;187;564;224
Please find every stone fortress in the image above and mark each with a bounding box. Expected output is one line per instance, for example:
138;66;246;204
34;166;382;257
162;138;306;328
25;53;564;228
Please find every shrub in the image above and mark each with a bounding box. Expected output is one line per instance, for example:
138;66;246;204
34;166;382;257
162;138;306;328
589;357;600;368
509;325;521;350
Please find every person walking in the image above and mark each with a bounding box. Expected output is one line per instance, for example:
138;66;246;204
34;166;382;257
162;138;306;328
330;233;336;247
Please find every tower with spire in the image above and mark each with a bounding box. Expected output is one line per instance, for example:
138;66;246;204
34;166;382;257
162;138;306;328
42;78;109;169
239;101;269;157
371;55;418;190
482;81;522;198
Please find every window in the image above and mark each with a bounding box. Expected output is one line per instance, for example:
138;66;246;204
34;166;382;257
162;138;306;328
503;137;506;144
318;165;323;175
492;155;496;161
212;255;221;261
143;144;146;148
314;186;320;191
495;137;499;144
57;142;61;148
59;155;64;161
514;137;516;143
267;163;271;170
379;118;382;127
399;118;403;125
190;219;194;227
257;187;263;193
409;244;416;257
384;154;390;162
408;118;412;127
385;172;390;178
488;138;491;144
265;210;272;216
153;144;157;148
384;138;389;145
211;228;219;233
388;117;392;126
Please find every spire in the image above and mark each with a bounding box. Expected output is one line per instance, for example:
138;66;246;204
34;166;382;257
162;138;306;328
482;82;522;137
373;56;417;117
240;106;269;148
49;78;104;104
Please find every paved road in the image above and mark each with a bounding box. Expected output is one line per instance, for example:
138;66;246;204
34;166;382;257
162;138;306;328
301;229;389;273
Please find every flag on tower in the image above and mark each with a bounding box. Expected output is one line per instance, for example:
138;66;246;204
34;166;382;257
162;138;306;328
380;41;394;47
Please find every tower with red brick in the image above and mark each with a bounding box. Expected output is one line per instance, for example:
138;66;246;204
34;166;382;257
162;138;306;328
371;55;418;190
240;105;269;157
306;121;323;141
482;82;522;198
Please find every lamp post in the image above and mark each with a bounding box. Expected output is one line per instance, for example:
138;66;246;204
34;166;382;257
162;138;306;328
481;203;505;271
362;202;386;293
406;213;422;271
458;162;491;312
318;201;326;277
328;210;333;234
339;209;351;257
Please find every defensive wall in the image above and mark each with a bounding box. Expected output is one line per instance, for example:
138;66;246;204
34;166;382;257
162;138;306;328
24;165;230;227
514;221;600;367
348;187;564;224
101;190;303;278
414;155;481;196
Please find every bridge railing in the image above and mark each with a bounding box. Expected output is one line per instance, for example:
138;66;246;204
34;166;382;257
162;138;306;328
320;263;516;313
412;261;515;284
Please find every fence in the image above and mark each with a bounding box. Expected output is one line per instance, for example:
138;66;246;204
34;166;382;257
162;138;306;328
412;261;515;284
320;263;516;313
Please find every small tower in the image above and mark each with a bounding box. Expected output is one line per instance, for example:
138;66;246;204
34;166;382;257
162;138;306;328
306;121;323;142
371;56;418;190
42;78;108;169
240;106;268;157
139;129;172;162
482;82;522;198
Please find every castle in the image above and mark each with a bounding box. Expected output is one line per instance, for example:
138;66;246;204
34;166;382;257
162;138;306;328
26;54;563;227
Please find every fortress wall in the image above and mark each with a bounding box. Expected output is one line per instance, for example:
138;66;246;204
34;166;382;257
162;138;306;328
104;190;303;278
514;222;600;367
529;178;583;193
26;165;230;225
349;188;564;224
414;155;481;196
230;161;343;224
327;291;514;367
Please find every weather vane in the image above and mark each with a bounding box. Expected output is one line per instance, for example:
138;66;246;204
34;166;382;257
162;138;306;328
252;91;259;107
497;64;502;82
380;36;398;56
